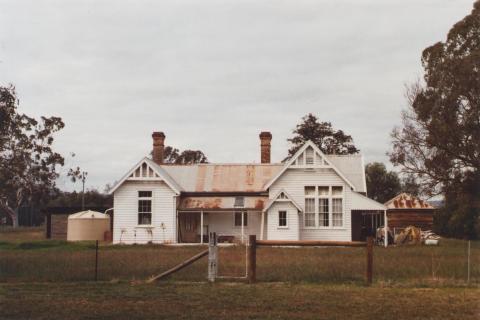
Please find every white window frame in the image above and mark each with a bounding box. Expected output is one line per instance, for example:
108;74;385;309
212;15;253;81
318;186;330;228
304;186;316;228
302;185;345;229
331;186;344;227
137;190;153;226
278;210;288;228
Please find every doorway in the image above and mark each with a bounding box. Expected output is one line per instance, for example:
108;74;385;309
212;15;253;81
179;212;200;243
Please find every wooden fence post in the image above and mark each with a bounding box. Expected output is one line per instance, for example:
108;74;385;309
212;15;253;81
208;232;218;282
366;236;373;285
247;235;256;283
95;240;99;282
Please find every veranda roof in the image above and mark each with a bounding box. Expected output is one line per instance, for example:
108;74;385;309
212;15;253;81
178;196;267;211
350;192;387;211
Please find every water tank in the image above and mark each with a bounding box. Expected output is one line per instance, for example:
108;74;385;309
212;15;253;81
67;210;111;241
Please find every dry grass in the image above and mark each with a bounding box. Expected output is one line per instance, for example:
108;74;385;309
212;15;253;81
0;227;479;285
0;226;45;242
0;282;479;320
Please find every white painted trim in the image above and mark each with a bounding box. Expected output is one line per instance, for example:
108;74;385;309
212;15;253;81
361;155;368;196
109;157;182;195
384;210;388;247
263;141;357;191
263;189;303;213
200;211;204;245
278;210;288;228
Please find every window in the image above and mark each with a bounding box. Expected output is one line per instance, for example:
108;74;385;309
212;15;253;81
318;186;329;227
234;212;247;227
138;191;152;225
332;186;343;226
303;186;343;228
234;196;244;207
319;198;329;227
304;187;315;227
332;186;343;196
278;211;287;227
305;147;314;165
138;191;152;198
318;186;329;196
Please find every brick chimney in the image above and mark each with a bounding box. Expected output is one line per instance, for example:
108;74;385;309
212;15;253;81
152;132;165;164
259;131;272;164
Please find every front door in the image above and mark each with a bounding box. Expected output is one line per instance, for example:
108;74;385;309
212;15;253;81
179;212;199;243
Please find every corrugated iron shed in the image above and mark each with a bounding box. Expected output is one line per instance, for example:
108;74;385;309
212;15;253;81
384;193;434;209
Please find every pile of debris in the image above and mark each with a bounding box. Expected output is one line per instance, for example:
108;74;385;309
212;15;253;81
395;226;422;245
421;230;441;245
394;226;441;245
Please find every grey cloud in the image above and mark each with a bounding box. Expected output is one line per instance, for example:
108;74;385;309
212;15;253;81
0;0;473;191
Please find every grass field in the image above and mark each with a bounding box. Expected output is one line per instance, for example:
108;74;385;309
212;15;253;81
0;282;479;320
1;227;479;285
1;227;479;320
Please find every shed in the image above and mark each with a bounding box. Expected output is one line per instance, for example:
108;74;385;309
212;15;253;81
44;206;111;240
384;193;435;232
67;210;111;241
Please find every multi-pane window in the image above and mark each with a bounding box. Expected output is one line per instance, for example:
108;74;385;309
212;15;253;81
278;211;287;227
138;191;152;225
332;187;343;226
318;186;329;227
234;212;248;227
319;198;329;227
304;187;316;227
303;186;343;228
234;196;245;207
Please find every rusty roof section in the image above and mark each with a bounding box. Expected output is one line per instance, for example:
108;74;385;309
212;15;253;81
178;196;267;211
384;193;434;209
161;164;284;192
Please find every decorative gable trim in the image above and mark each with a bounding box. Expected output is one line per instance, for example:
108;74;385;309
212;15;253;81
108;157;182;195
263;189;303;213
263;141;357;190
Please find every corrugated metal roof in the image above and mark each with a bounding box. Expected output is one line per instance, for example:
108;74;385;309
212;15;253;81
351;192;387;211
328;154;366;193
161;154;366;193
162;164;284;192
384;193;434;209
178;196;267;211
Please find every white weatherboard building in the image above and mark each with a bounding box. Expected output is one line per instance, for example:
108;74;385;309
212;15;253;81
110;132;387;245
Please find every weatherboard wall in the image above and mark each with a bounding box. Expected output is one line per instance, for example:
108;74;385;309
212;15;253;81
266;202;300;241
113;181;177;244
269;168;352;242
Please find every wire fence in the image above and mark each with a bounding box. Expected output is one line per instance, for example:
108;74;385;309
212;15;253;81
0;238;478;285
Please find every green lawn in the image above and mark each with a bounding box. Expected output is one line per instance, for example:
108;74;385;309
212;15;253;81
0;282;478;320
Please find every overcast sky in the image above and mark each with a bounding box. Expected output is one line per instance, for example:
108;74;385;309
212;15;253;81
0;0;474;192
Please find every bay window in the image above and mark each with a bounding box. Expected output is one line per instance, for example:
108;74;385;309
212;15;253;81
303;186;344;228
